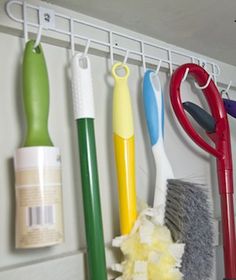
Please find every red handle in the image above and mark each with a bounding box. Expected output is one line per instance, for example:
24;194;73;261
169;63;236;279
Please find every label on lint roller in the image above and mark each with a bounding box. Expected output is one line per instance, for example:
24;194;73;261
14;147;64;248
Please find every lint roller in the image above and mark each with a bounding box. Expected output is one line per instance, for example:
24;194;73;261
14;40;64;248
71;53;107;280
111;62;137;235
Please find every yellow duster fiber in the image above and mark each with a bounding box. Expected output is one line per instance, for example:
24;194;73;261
112;208;185;280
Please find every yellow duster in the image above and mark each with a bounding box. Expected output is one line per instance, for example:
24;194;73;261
112;208;185;280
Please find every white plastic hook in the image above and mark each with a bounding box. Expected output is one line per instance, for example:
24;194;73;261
34;24;43;48
123;49;129;64
84;39;91;56
194;74;212;90
155;60;162;74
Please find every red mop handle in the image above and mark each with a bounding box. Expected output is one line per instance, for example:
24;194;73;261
169;63;236;279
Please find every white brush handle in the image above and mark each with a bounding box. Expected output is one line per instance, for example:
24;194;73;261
143;70;173;224
152;142;174;224
71;54;95;120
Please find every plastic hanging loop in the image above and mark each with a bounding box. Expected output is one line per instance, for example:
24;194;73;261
155;59;162;74
112;62;130;80
34;25;43;49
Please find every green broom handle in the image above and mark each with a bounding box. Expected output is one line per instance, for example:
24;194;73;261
71;54;107;280
77;119;107;280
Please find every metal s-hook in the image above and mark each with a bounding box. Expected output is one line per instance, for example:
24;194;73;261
123;49;129;65
141;41;146;73
182;67;190;82
70;18;75;56
192;59;211;89
194;74;212;90
34;24;43;48
221;81;232;99
181;67;211;90
155;59;162;74
70;37;91;58
20;1;43;48
84;39;91;56
22;0;28;44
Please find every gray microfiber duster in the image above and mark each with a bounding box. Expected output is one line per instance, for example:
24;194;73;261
166;179;214;280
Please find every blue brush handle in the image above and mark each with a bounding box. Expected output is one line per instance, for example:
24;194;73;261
143;70;164;146
142;69;173;223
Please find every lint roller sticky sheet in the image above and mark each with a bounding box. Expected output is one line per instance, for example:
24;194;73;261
14;40;64;248
71;54;107;280
169;63;236;280
143;70;174;224
112;63;137;235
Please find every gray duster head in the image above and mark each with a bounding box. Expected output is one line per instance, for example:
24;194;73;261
165;179;214;280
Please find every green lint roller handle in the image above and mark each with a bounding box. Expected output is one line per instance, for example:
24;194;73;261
23;40;53;147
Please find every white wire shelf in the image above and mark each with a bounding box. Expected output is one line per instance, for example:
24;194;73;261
5;0;222;83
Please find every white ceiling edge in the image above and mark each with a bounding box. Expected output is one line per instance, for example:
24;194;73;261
1;0;236;89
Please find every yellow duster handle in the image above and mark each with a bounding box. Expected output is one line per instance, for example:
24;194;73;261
112;63;137;235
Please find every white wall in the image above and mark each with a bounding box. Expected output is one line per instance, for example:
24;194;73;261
0;15;236;280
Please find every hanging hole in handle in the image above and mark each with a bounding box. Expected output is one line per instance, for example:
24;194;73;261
115;66;127;77
112;63;130;79
151;72;161;92
79;56;88;69
32;44;41;54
